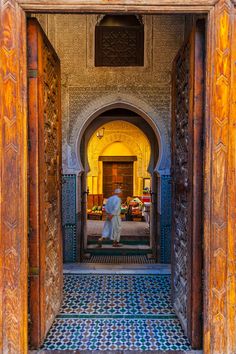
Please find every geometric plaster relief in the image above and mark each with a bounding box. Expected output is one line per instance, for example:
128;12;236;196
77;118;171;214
69;90;170;174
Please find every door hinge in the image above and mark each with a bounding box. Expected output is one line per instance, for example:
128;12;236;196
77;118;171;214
29;267;39;276
28;69;38;78
28;138;31;151
201;136;205;150
28;226;33;238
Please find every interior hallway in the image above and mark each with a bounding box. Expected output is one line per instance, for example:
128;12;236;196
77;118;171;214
39;264;193;352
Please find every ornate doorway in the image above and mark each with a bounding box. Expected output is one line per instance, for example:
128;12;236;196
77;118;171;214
0;1;236;353
79;112;159;259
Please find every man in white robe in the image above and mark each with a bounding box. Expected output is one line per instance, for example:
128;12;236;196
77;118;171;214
98;189;122;247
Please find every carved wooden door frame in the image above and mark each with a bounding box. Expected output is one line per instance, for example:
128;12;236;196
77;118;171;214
0;1;236;353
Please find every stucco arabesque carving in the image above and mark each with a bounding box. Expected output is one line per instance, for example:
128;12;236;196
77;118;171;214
88;132;147;177
66;92;171;176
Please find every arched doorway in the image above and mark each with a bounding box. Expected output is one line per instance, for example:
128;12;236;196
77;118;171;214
77;106;167;261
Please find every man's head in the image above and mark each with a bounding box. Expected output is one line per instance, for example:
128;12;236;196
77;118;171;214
114;188;122;197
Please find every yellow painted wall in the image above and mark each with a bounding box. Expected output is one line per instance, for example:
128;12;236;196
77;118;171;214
102;142;133;156
87;121;151;196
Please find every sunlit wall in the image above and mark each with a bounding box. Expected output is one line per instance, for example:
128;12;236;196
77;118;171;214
87;120;151;196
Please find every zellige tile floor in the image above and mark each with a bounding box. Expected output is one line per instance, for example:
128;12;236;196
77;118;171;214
42;271;191;351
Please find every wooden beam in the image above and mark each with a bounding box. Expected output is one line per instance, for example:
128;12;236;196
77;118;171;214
99;156;138;161
204;1;236;353
0;0;28;352
17;0;214;13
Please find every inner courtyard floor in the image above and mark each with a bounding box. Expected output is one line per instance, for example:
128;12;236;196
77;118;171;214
87;221;149;238
40;264;193;352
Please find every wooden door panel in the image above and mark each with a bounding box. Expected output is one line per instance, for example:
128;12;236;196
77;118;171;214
27;18;63;348
103;162;133;200
171;19;204;349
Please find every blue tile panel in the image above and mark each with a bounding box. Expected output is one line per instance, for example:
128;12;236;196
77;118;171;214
63;225;77;263
62;174;77;262
160;175;172;264
42;274;191;351
62;174;76;225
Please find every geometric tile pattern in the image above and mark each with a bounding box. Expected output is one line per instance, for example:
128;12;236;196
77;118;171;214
42;274;191;351
62;174;77;262
63;225;77;263
61;274;175;315
42;318;191;351
82;255;155;264
160;225;172;264
160;175;172;264
62;174;77;226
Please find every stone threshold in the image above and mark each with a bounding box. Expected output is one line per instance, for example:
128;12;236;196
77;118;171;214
63;263;171;275
57;314;176;319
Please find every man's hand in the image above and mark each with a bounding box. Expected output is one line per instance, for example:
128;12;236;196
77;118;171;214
107;214;113;220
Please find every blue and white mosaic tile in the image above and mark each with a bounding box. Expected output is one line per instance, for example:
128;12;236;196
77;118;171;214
61;274;175;315
42;274;191;351
42;318;191;351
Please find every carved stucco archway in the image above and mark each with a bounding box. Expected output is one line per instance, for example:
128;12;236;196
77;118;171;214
66;93;170;175
87;132;148;176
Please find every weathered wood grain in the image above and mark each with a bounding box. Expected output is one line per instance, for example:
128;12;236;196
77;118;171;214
204;1;236;353
227;9;236;352
17;0;214;13
28;18;63;348
171;19;204;349
0;0;28;353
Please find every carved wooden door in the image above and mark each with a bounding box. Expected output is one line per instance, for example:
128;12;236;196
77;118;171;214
27;18;63;348
171;20;205;349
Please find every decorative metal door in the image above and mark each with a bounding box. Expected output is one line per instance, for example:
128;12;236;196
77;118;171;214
27;18;63;348
171;20;205;349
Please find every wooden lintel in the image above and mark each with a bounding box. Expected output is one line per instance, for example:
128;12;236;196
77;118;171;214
99;156;137;162
17;0;215;13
